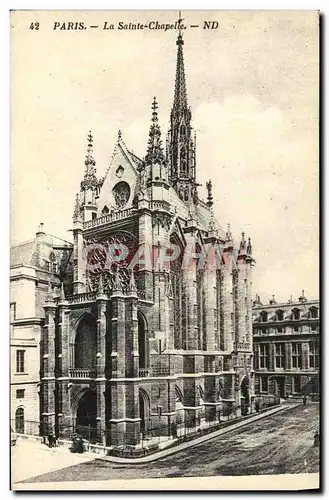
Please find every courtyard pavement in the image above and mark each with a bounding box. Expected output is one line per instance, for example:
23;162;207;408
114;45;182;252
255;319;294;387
12;403;320;490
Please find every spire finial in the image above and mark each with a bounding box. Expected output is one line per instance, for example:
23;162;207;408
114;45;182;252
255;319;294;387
145;97;166;165
73;193;81;222
59;281;66;301
82;130;97;188
46;280;54;303
240;232;246;250
247;237;252;255
208;210;217;235
225;223;233;242
206;180;213;208
118;129;122;142
129;269;137;294
173;16;187;111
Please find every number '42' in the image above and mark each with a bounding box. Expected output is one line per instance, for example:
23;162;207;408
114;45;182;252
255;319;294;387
29;22;40;30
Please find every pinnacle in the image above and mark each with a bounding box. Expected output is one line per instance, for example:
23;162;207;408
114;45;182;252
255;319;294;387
145;97;165;165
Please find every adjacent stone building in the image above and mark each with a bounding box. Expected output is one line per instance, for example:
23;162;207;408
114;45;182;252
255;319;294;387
253;292;319;398
10;226;72;434
39;32;255;451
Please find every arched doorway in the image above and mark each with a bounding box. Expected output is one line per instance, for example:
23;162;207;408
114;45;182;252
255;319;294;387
139;389;150;438
15;407;24;434
74;314;97;369
76;390;97;439
241;377;250;416
138;313;148;370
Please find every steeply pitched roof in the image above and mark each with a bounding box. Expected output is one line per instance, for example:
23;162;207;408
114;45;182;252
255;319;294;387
10;240;37;267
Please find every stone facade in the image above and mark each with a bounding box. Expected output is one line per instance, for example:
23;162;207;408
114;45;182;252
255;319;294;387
39;33;255;451
10;227;73;434
253;292;319;398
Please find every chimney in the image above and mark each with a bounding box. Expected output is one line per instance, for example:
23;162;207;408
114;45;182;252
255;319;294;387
36;222;45;238
298;289;307;303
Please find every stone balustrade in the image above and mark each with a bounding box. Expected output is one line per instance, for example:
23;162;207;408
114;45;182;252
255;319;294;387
83;207;136;229
69;368;97;379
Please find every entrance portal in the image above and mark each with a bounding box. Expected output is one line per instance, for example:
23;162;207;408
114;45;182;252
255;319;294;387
139;393;145;435
76;390;97;439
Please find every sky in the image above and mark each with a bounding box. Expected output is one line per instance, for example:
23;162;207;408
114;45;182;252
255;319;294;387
10;10;319;303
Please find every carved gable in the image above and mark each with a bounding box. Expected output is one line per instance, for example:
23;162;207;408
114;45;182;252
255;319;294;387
97;141;140;216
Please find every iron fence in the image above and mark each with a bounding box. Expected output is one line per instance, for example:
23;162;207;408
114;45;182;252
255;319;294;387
10;396;282;456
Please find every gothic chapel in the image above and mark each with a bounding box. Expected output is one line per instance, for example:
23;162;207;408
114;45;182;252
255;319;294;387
41;31;255;452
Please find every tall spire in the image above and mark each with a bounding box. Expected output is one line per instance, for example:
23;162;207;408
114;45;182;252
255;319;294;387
81;131;98;188
168;26;197;203
173;29;188;111
145;97;166;165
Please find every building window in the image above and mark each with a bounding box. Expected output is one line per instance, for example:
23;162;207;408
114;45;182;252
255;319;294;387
278;326;285;334
275;343;285;368
259;344;268;369
294;326;299;333
309;342;319;369
261;328;267;335
292;308;300;320
15;407;24;434
92;212;97;220
309;307;318;319
261;376;268;392
292;343;302;369
260;311;268;323
16;389;25;399
16;350;25;373
276;309;284;321
10;302;16;322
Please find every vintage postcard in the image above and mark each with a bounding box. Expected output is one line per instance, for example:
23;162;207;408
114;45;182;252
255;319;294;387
10;10;319;491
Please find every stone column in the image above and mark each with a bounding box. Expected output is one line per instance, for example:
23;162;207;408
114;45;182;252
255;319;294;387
96;289;107;443
111;284;126;378
124;284;139;378
285;342;292;370
183;378;200;428
236;260;247;344
125;383;141;446
204;376;216;422
204;263;216;351
245;259;253;346
72;218;84;294
220;248;234;352
302;342;309;370
183;232;198;351
42;296;57;436
137;206;153;302
268;343;275;371
109;382;126;447
110;283;127;447
57;295;71;437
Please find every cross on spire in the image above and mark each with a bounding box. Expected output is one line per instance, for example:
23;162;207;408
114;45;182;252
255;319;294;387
145;96;165;165
82;130;98;188
151;96;158;114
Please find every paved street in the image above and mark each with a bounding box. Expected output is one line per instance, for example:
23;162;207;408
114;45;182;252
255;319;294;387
15;404;319;485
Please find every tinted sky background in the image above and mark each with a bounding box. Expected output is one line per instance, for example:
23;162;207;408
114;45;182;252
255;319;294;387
11;10;319;303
